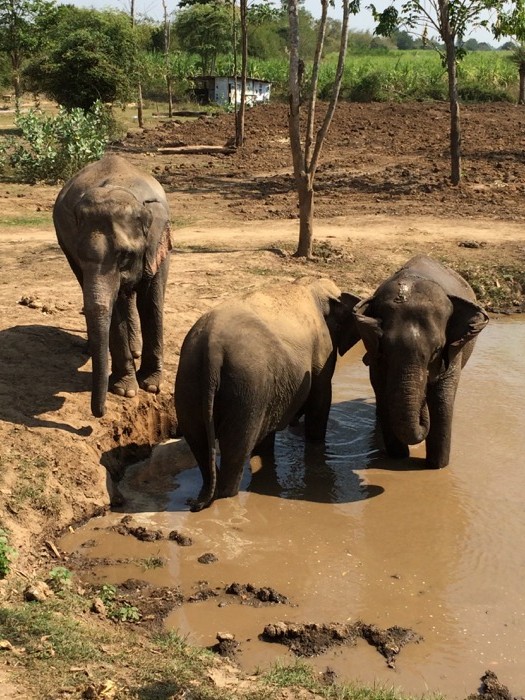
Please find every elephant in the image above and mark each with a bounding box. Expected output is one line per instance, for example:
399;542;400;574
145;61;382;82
353;254;489;469
174;277;361;511
53;154;171;417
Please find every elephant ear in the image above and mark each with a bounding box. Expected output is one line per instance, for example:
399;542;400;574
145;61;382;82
353;297;382;365
330;292;362;356
141;199;172;278
445;296;489;367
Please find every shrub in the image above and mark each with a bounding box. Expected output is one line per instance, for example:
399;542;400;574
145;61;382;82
0;101;119;184
0;529;17;578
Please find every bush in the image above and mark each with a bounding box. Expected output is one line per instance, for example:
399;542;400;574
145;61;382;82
0;102;119;184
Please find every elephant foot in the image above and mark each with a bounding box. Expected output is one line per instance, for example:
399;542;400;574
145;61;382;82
425;458;449;470
385;442;410;459
137;368;162;394
109;373;139;398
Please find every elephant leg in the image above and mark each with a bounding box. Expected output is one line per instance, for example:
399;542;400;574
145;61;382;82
303;360;337;442
425;373;459;469
108;294;139;398
127;292;142;359
216;421;257;498
135;261;168;394
182;426;218;512
252;431;276;456
370;366;409;458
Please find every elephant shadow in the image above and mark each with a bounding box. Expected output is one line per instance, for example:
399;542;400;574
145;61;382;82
0;324;93;435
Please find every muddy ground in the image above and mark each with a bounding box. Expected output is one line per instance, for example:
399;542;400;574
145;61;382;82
1;100;525;697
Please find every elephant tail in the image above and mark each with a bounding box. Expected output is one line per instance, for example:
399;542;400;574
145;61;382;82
190;369;219;512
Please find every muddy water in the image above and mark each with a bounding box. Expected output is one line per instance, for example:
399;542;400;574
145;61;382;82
60;318;525;698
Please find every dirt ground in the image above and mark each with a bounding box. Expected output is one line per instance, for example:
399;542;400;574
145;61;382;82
1;101;524;697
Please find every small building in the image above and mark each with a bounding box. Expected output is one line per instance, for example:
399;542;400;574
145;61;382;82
190;76;271;107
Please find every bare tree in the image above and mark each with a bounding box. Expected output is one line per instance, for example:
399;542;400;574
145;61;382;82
288;0;350;258
373;0;506;186
161;0;173;117
235;0;248;146
130;0;144;128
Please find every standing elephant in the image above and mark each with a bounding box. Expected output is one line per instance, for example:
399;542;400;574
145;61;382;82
353;254;489;469
53;154;171;417
174;277;361;511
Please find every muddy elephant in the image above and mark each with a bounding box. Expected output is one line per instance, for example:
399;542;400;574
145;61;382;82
53;154;171;417
174;277;361;511
353;254;489;469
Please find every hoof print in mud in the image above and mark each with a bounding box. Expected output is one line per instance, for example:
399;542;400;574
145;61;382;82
211;632;240;658
261;620;421;668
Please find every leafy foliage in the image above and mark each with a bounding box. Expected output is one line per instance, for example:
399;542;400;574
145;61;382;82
0;528;16;577
24;7;137;110
0;101;115;183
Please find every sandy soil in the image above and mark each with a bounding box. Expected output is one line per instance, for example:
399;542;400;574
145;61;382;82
0;100;524;697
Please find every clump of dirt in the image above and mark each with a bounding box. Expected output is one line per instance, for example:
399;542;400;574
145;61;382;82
197;552;218;564
187;581;220;602
466;670;524;700
226;582;288;605
112;515;163;541
168;530;193;546
261;620;422;668
211;632;240;659
87;577;183;627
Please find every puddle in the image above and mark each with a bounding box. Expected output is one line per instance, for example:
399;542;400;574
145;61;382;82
60;317;525;698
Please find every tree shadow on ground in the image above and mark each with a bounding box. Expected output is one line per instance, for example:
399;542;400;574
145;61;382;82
0;324;92;435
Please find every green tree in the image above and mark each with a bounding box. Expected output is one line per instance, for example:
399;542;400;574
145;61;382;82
24;8;137;110
0;0;56;108
494;0;525;102
174;3;232;73
372;0;505;185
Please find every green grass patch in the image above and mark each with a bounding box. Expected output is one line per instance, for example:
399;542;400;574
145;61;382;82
7;453;61;517
0;213;52;227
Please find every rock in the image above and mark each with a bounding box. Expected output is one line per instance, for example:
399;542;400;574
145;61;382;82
24;581;54;602
90;598;107;616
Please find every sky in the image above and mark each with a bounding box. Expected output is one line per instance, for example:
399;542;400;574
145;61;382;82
59;0;501;46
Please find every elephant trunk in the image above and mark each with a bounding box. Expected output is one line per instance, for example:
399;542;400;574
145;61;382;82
83;275;118;418
388;365;430;445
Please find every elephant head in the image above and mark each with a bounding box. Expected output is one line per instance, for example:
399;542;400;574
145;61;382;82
353;275;488;447
74;187;170;417
304;277;361;356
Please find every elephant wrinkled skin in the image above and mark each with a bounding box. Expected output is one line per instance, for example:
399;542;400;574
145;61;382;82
53;154;171;417
174;277;361;511
353;254;489;469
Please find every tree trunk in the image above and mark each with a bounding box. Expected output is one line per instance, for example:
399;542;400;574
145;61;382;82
162;0;173;118
137;81;144;128
519;64;525;105
439;0;461;185
236;0;248;147
295;175;314;258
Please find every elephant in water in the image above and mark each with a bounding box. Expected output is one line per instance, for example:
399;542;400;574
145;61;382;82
174;277;361;511
353;254;489;469
53;154;171;417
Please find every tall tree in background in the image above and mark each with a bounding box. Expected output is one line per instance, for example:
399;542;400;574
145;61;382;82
130;0;144;127
161;0;173;116
493;0;525;103
372;0;505;185
288;0;351;258
0;0;55;110
235;0;247;146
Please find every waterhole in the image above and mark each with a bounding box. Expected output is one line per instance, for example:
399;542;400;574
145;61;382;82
60;317;525;698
